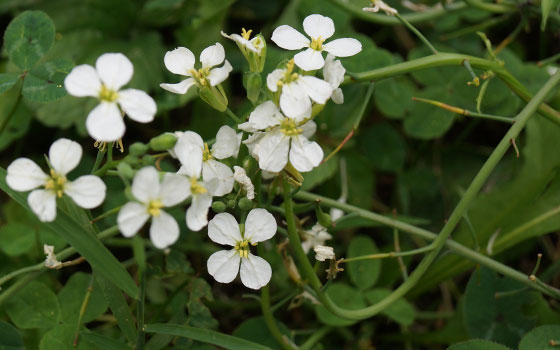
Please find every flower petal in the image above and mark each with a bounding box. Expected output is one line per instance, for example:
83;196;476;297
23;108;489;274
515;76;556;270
186;193;212;231
243;132;264;158
200;43;225;68
159;173;190;207
294;48;325;71
160;78;196;95
303;14;335;40
221;31;258;53
244;208;277;243
28;189;57;222
212;125;239;159
239;101;284;132
254;129;290;172
208;212;242;246
150;210;179;249
85;102;126;142
301;120;317;139
323;38;362;57
164;47;195;76
64;175;106;209
271;25;310;50
6;158;48;191
96;53;133;91
280;82;312;120
240;253;272;289
117;89;156;123
289;135;323;172
297;76;333;105
207;60;232;86
266;69;284;92
332;88;344;104
64;64;101;97
207;249;240;283
202;160;234;197
49;138;82;176
117;202;150;237
132;166;160;203
323;54;345;88
174;131;204;179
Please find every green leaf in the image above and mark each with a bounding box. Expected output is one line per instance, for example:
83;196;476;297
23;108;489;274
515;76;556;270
447;339;512;350
0;80;32;152
58;273;108;324
0;167;140;299
0;222;35;256
3;11;55;69
186;278;218;329
302;154;338;191
315;282;366;326
22;59;73;102
404;86;455;140
519;325;560;350
39;325;96;350
373;78;416;119
232;317;292;349
0;321;24;350
143;324;275;350
5;281;60;329
95;274;137;345
358;122;407;172
364;288;415;326
347;235;381;290
541;0;553;31
80;333;132;350
0;74;21;95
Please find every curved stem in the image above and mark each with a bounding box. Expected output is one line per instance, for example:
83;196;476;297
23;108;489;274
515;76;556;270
261;285;294;350
299;327;332;350
340;244;434;263
462;0;515;13
394;12;438;54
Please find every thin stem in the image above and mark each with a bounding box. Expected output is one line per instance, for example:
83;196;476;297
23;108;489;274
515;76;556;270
226;107;243;124
462;0;515;13
538;52;560;67
299;327;332;350
136;270;146;350
261;284;294;350
93;143;115;177
440;14;512;41
73;275;94;347
90;148;106;174
394;226;408;280
340;244;434;263
90;206;122;224
394;12;438;54
412;96;514;124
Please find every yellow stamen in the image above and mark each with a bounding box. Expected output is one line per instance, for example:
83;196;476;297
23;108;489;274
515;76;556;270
280;118;303;136
44;169;67;198
189;67;211;86
310;36;325;51
202;143;213;162
99;85;119;102
147;200;164;217
190;178;207;195
235;239;252;258
241;28;253;40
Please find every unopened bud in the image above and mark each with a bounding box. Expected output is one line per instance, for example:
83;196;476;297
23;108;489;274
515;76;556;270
238;197;253;211
315;203;332;228
149;134;177;151
141;155;156;166
117;162;135;179
212;201;227;213
245;72;262;104
129;142;149;156
227;199;236;208
199;85;228;112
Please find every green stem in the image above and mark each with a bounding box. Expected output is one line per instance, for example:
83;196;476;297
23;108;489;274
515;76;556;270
299;327;332;350
462;0;515;13
394;12;438;55
91;148;106;174
137;270;146;350
341;244;434;263
226;107;243;124
93;143;115;177
73;275;94;347
412;96;514;124
538;52;560;67
261;284;294;350
441;13;512;41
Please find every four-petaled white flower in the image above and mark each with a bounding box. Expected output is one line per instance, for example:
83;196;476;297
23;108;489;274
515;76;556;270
221;29;265;55
160;43;232;95
117;166;190;249
6;139;106;222
271;14;362;71
173;131;218;231
240;101;323;172
323;54;345;104
314;245;335;261
302;223;333;254
207;209;277;289
64;53;157;142
267;59;333;120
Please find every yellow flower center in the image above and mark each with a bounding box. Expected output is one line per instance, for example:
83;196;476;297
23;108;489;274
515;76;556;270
202;143;213;162
99;85;119;102
44;169;67;198
277;59;299;89
310;36;325;51
189;67;211;87
190;178;207;195
147;200;164;217
234;239;257;258
241;28;253;40
280;118;303;136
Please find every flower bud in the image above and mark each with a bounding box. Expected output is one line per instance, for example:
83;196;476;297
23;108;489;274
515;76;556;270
212;201;227;213
129;142;149;156
117;162;135;179
227;199;236;208
149;134;177;151
199;85;228;112
244;72;262;104
238;197;253;211
141;155;156;166
315;204;332;228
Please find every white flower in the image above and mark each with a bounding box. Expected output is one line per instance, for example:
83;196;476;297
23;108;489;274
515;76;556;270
323;54;345;104
267;59;333;120
173;131;219;231
233;166;255;200
44;245;62;269
6;138;106;222
239;101;323;172
314;245;335;261
64;53;157;142
160;43;232;95
221;29;265;55
207;209;277;289
302;223;333;254
117;167;190;249
271;14;362;71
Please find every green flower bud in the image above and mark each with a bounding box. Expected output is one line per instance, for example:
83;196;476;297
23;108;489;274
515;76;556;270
238;197;253;211
227;199;236;208
141;155;156;166
212;201;227;213
117;162;135;179
245;72;262;104
315;204;332;228
199;85;228;112
149;134;177;151
129;142;149;156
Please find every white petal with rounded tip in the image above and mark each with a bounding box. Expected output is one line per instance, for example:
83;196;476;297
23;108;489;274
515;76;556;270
332;88;344;104
255;130;290;173
160;78;196;95
271;25;310;50
266;69;284;92
86;102;126;142
294;48;325;71
6;158;48;191
64;175;106;209
164;47;195;76
131;166;160;203
208;212;242;246
28;189;57;222
240;101;283;133
289;135;323;172
49;138;82;176
324;54;345;88
174;131;204;179
240;253;272;289
303;14;335;40
207;60;232;86
96;53;133;91
243;132;264;158
207;249;240;283
186;193;212;231
221;31;258;53
200;43;225;68
212;125;239;159
244;208;277;243
297;76;333;105
301;120;317;139
117;202;150;237
202;160;234;197
323;38;362;57
160;173;190;206
64;65;101;97
118;89;156;123
280;82;312;121
150;210;179;249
